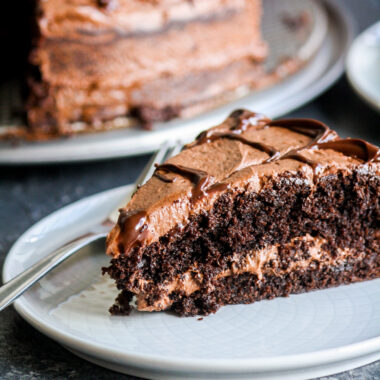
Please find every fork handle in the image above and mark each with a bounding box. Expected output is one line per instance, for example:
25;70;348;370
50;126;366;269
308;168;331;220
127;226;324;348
0;232;106;312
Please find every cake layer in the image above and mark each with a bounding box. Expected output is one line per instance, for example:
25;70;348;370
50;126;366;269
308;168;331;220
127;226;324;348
133;235;363;312
39;0;252;37
104;110;380;315
32;0;266;88
171;252;379;316
112;246;379;316
27;59;264;134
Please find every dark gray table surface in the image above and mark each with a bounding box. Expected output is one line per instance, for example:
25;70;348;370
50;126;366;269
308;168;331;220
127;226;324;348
1;0;379;379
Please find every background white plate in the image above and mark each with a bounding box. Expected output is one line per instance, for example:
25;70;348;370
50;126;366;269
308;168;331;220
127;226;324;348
346;21;380;112
0;0;354;165
3;185;380;380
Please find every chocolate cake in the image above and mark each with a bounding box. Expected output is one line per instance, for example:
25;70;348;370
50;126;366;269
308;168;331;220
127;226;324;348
103;109;380;316
26;0;267;136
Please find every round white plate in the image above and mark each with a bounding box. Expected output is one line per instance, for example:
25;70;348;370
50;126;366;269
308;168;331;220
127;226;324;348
0;0;354;165
3;185;380;380
346;21;380;112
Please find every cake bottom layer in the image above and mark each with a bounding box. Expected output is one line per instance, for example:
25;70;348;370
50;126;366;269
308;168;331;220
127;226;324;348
26;59;274;137
111;251;380;316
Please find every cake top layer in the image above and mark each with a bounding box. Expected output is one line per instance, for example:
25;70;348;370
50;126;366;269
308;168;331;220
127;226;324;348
37;0;249;37
33;0;266;88
106;110;380;258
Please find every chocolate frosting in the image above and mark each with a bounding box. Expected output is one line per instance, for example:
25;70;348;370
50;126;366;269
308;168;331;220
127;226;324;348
38;0;250;37
154;163;212;201
34;0;266;88
107;110;380;258
317;139;380;163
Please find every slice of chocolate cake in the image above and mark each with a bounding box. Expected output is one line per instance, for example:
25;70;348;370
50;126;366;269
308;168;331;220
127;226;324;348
26;0;267;136
104;109;380;316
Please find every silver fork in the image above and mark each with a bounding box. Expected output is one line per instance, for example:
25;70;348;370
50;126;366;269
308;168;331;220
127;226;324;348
0;141;183;312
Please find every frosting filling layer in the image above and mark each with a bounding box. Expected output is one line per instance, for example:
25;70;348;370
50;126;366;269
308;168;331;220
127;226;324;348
136;235;355;311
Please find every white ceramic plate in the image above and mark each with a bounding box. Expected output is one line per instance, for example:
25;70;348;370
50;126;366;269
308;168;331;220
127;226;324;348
3;185;380;380
346;21;380;112
0;0;354;165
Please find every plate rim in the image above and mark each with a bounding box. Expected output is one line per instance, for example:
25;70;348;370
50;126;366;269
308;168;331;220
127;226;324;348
3;183;380;375
346;20;380;112
0;0;356;166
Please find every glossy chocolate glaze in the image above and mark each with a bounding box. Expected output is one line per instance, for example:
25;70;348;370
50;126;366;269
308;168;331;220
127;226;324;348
192;110;270;143
266;118;334;144
153;164;176;183
116;110;380;254
154;163;212;201
117;210;148;252
317;138;380;163
264;118;334;167
195;132;279;158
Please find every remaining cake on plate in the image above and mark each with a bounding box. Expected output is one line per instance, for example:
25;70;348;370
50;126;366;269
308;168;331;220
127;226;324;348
26;0;267;136
104;109;380;316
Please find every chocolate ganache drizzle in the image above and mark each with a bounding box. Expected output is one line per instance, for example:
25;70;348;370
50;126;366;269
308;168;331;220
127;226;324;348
117;210;148;252
117;110;380;254
191;133;279;160
317;138;380;163
154;163;212;201
264;118;335;168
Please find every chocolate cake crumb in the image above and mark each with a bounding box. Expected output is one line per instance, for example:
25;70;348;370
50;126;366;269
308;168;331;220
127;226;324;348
108;290;133;316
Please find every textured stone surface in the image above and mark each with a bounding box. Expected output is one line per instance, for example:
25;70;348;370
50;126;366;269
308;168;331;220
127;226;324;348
0;0;379;378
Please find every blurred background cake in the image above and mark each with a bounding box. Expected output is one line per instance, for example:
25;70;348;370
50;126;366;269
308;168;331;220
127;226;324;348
26;0;267;136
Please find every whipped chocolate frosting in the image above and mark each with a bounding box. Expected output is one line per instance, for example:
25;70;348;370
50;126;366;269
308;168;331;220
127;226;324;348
39;0;250;37
106;110;380;258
